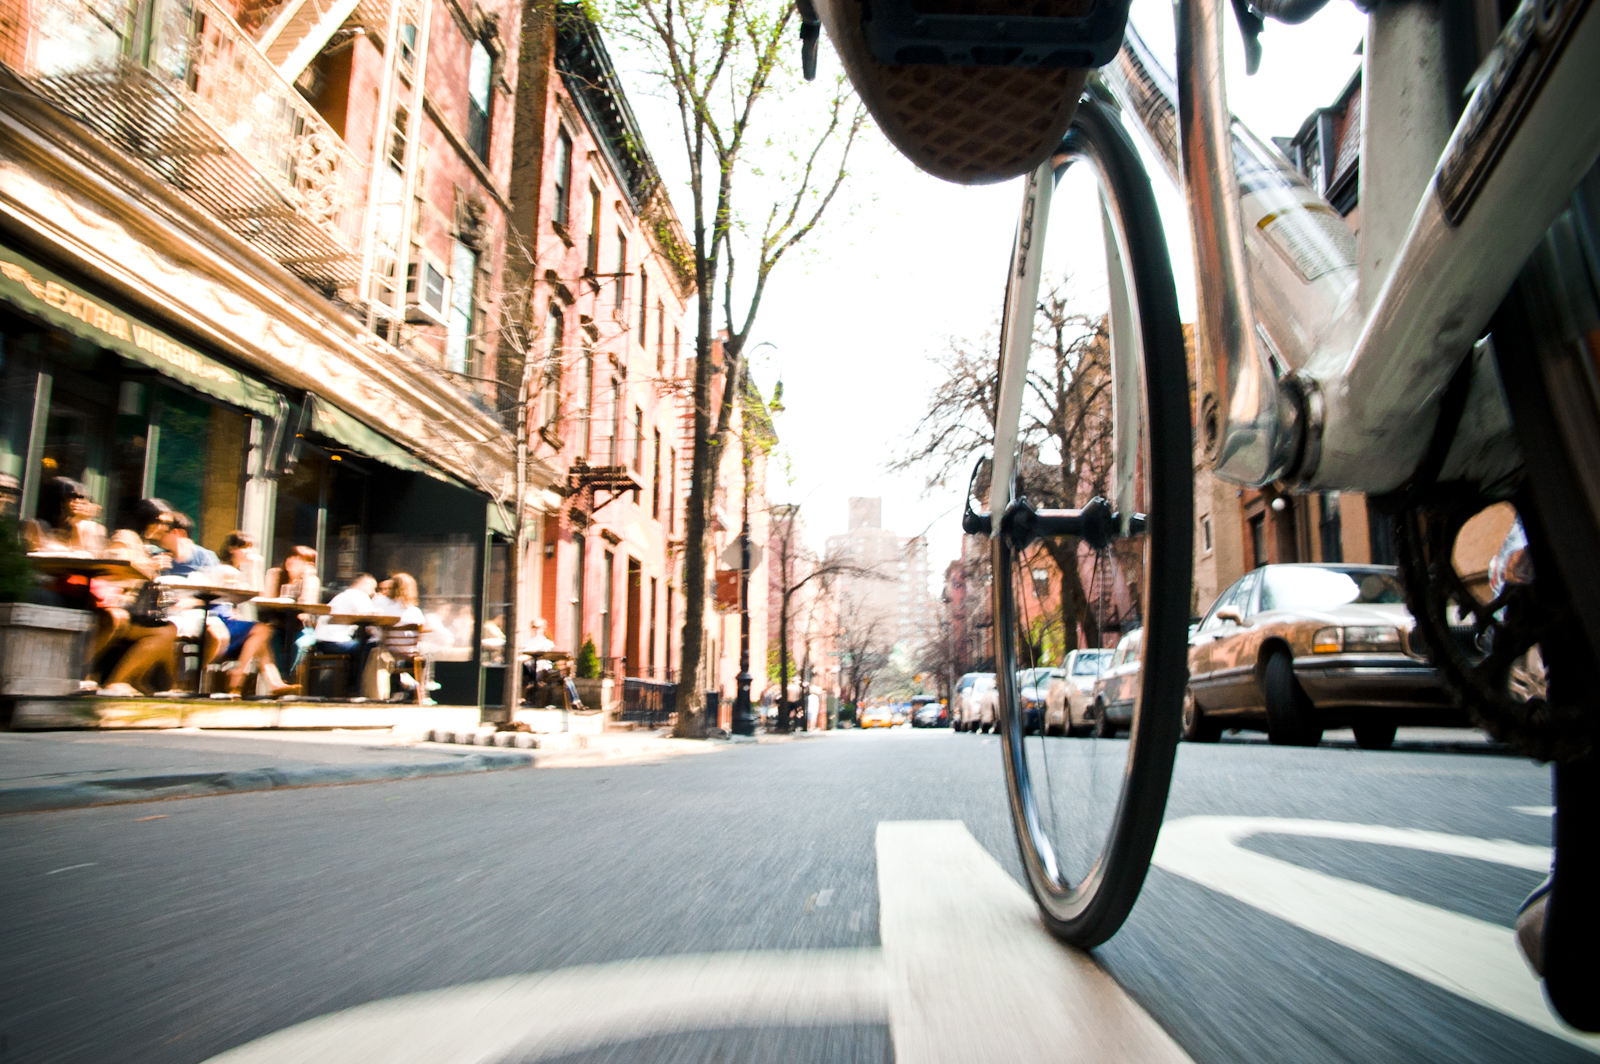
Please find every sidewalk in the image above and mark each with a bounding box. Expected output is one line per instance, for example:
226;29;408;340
0;729;533;815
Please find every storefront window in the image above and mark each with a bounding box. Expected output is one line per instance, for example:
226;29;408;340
367;533;478;661
273;448;329;574
149;387;249;549
483;537;509;666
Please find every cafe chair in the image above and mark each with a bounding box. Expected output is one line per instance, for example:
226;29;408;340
362;623;427;705
300;645;358;699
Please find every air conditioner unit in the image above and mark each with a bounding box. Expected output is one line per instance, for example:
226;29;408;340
405;255;450;325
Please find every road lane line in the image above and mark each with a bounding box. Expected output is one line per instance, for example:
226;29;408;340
200;820;1199;1062
1514;805;1555;817
203;950;890;1063
1152;816;1597;1052
877;820;1195;1064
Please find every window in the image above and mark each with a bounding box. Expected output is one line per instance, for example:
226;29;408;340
1260;566;1404;612
1318;492;1343;563
600;549;614;662
467;40;492;159
672;327;680;375
570;531;585;651
552;127;572;228
648;575;658;676
655;302;665;371
667;445;676;531
632;407;643;471
446;240;478;373
637;269;649;343
576;343;593;459
585;184;601;272
398;22;418;71
1249;513;1266;568
651;428;661;517
615;230;627;308
1200;514;1213;555
541;304;563;429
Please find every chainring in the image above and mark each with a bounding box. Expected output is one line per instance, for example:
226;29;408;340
1396;491;1598;763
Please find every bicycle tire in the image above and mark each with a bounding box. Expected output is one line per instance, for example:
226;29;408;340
993;95;1191;949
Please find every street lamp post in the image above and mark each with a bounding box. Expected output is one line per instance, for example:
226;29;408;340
731;471;755;736
731;343;781;736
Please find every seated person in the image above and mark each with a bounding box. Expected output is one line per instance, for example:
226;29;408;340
94;528;179;697
363;573;431;700
156;512;219;577
198;531;260;679
225;545;318;698
314;572;376;693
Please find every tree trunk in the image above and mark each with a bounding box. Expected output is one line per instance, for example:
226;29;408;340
673;294;716;737
1042;536;1099;649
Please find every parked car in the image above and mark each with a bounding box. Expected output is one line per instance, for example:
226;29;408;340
1090;629;1143;738
911;696;947;727
1016;667;1064;734
1185;563;1460;748
1044;648;1112;735
953;672;997;732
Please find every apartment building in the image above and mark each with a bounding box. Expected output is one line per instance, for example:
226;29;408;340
0;0;555;704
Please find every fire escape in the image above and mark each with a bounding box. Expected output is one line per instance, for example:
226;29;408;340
7;0;427;318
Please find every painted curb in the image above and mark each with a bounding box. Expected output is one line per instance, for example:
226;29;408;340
0;749;534;814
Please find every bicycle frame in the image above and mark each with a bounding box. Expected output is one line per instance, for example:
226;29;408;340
1106;0;1600;494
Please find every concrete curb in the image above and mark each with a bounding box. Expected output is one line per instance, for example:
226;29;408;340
0;749;534;815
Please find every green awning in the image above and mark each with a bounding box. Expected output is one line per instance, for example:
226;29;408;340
304;395;477;494
0;243;281;417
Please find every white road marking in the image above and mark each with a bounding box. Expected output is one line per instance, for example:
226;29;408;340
815;888;834;908
1514;805;1556;817
44;863;96;875
1152;816;1597;1052
878;821;1193;1064
204;951;888;1063
202;821;1193;1063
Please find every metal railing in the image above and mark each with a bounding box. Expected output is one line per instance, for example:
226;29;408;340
618;675;676;727
7;0;367;288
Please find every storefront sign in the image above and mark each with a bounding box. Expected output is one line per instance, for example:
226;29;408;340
0;244;280;416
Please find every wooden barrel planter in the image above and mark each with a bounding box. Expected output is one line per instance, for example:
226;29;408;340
0;603;95;726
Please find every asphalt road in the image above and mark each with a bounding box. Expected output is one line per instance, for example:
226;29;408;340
0;726;1577;1063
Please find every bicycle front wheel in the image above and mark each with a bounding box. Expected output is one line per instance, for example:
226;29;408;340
991;96;1191;948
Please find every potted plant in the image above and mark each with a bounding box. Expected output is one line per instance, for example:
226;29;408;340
0;517;97;723
570;637;613;719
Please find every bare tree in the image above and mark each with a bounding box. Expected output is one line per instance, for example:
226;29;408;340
891;277;1112;656
835;589;893;711
768;504;883;732
609;0;865;736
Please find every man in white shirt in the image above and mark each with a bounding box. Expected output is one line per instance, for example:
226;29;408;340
316;573;376;693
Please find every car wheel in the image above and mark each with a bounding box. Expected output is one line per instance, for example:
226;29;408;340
1181;689;1222;743
1094;702;1117;739
1263;650;1323;747
1353;720;1398;751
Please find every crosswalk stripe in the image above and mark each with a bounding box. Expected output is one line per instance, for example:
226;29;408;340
1152;815;1599;1053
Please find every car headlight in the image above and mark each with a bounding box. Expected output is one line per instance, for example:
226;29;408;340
1312;627;1342;653
1314;625;1403;653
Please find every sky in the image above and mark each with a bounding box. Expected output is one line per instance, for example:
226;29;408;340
609;0;1367;589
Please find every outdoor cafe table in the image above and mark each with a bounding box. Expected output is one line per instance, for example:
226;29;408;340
160;582;260;608
325;614;400;627
27;554;147;582
249;599;333;616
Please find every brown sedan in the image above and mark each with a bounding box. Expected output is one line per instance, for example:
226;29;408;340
1184;564;1461;749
